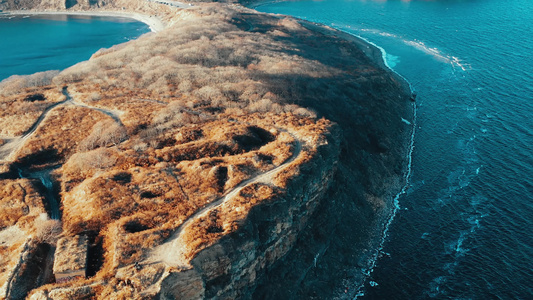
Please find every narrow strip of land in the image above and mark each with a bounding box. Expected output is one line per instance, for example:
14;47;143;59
5;10;166;32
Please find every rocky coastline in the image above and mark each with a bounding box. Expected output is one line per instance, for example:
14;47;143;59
0;1;414;299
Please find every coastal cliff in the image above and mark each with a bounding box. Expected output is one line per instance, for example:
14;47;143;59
0;2;414;299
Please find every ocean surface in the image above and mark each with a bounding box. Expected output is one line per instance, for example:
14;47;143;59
0;14;149;81
256;0;533;299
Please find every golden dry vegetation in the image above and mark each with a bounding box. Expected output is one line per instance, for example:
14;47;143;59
0;179;46;233
15;106;112;167
0;179;60;287
0;3;411;298
0;73;64;137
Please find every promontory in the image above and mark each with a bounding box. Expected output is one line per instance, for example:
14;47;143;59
0;0;414;299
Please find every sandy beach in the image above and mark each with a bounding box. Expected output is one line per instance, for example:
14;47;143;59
5;10;165;32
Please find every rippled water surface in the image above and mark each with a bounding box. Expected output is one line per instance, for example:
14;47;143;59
257;0;533;298
0;14;149;81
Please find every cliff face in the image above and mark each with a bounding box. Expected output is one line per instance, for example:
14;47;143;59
160;127;340;299
0;4;413;299
253;26;415;299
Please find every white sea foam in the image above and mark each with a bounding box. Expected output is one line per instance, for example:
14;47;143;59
324;25;419;300
401;118;411;125
357;26;471;71
404;40;470;71
386;53;400;68
337;28;415;93
336;32;418;300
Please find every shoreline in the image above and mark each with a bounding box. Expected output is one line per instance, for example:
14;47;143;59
2;3;416;297
309;23;417;299
3;10;165;32
302;20;417;298
255;11;417;298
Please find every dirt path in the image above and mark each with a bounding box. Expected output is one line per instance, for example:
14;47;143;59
151;132;302;268
0;88;73;161
134;98;167;106
0;87;124;161
70;99;124;126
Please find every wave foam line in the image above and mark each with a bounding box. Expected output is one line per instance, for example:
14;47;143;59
335;27;415;93
333;26;418;299
354;105;417;299
403;40;469;71
354;26;470;72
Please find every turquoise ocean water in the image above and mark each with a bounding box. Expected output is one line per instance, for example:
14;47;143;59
0;14;149;81
256;0;533;299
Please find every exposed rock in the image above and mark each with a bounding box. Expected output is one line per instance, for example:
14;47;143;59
53;235;88;283
1;2;413;299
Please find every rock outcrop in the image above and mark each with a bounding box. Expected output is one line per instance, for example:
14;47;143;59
159;127;340;299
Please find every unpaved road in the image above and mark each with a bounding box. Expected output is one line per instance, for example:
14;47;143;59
0;88;72;161
152;132;302;267
0;87;124;161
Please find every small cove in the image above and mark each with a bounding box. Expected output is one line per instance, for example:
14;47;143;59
0;13;149;224
0;14;150;81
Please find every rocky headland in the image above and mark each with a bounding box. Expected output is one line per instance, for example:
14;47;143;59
0;1;414;299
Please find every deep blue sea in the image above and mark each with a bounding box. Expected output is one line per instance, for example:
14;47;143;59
0;14;149;81
256;0;533;299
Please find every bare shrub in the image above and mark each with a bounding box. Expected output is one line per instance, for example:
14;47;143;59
88;92;101;102
64;148;117;178
133;141;148;152
34;213;62;244
247;98;272;113
53;61;95;85
178;80;193;93
0;70;59;96
194;86;227;105
278;18;305;30
147;77;171;98
149;101;200;132
292;107;317;118
78;120;127;151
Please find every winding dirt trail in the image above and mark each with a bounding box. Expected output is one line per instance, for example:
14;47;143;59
70;98;124;126
152;132;302;268
0;87;125;162
0;87;73;161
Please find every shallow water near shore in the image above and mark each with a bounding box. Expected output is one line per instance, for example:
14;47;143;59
0;14;149;81
257;0;533;298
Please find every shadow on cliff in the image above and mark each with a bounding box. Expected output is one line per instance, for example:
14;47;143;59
233;13;414;299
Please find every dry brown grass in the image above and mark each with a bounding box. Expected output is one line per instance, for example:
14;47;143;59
13;106;110;166
181;183;279;260
0;3;410;297
59;113;303;235
0;180;52;287
0;179;46;229
0;85;64;137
